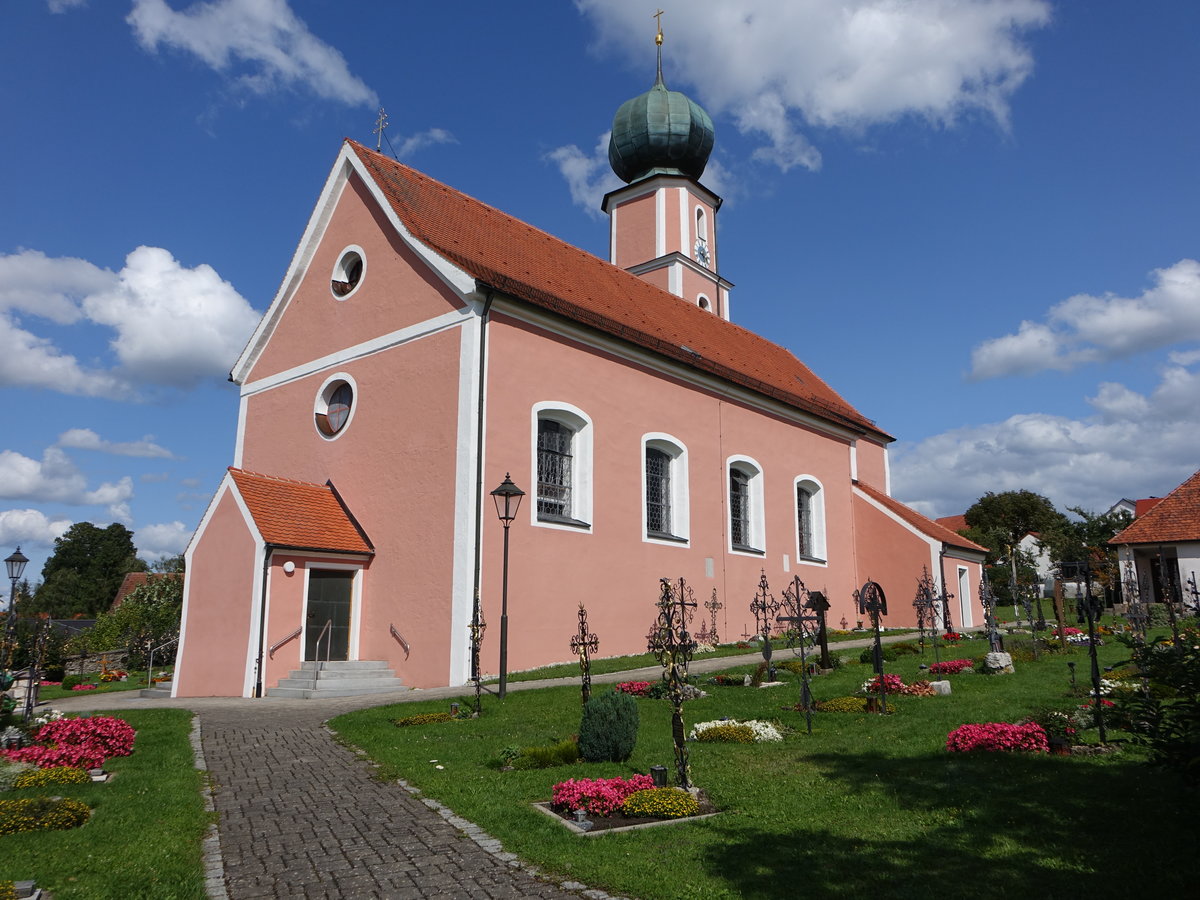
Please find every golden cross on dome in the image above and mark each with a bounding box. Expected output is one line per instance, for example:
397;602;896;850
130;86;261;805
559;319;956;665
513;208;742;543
653;8;665;45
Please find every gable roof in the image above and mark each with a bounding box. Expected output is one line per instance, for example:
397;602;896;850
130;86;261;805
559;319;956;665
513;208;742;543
858;483;988;554
1111;469;1200;545
228;468;373;555
934;514;968;533
111;571;179;609
1134;497;1165;518
344;141;889;441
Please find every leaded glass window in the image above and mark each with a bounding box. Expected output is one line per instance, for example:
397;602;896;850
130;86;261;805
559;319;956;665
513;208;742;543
646;448;672;535
730;469;750;547
537;419;573;518
797;485;814;558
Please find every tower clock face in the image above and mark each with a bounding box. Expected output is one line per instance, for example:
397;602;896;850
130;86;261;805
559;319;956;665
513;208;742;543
694;239;710;266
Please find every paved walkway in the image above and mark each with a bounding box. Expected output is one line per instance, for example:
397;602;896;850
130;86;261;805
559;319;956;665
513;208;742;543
48;635;917;899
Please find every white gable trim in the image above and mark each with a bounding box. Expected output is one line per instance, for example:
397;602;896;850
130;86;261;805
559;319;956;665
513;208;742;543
231;144;475;385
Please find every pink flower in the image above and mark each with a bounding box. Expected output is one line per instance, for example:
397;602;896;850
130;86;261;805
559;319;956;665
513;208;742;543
929;659;973;675
551;774;655;817
0;715;136;769
946;722;1048;754
615;681;653;696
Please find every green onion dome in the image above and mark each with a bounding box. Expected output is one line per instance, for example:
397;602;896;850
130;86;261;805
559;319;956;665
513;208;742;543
608;70;714;185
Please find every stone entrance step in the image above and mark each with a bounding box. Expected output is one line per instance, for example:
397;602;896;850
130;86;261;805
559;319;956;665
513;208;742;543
139;681;173;698
267;660;408;699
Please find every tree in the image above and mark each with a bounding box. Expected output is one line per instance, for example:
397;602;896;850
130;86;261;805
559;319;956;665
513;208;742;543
1043;506;1133;594
76;574;183;669
964;491;1067;603
31;523;148;618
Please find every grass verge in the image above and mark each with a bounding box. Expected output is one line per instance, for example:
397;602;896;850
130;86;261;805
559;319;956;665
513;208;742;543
0;709;207;900
332;634;1192;900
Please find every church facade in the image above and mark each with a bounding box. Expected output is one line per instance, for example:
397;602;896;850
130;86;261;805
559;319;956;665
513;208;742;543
174;67;985;697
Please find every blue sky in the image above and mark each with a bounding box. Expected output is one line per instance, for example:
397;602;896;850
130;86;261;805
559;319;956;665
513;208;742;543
2;0;1198;581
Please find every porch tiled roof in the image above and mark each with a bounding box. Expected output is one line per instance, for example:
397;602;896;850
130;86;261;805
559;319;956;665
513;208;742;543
1111;469;1200;545
228;468;372;554
347;140;890;441
858;483;988;553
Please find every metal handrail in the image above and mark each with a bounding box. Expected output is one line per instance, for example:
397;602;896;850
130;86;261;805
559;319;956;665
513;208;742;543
389;624;410;659
315;619;333;663
146;636;179;687
268;627;302;659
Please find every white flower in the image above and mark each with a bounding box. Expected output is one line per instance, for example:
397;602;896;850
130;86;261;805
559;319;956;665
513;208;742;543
689;718;783;742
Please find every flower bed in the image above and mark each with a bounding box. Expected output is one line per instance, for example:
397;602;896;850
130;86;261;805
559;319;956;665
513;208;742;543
942;632;963;643
815;696;869;713
0;716;136;769
0;797;91;835
621;787;699;819
615;681;653;696
862;674;906;695
929;659;973;675
689;719;782;742
551;774;654;817
706;674;746;687
946;722;1048;753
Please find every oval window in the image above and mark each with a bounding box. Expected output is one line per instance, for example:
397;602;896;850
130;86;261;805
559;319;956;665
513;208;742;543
330;247;364;298
316;379;355;437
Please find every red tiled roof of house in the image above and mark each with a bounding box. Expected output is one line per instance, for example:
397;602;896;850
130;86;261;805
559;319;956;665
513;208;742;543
858;483;988;553
347;140;890;441
1134;497;1164;518
228;468;373;554
1111;470;1200;545
934;514;969;533
111;571;182;609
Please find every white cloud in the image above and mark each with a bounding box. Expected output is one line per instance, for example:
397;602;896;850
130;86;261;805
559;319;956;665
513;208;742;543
0;447;135;521
0;247;258;396
0;248;115;324
546;132;625;218
58;428;178;459
577;0;1051;172
971;259;1200;379
47;0;88;12
83;246;260;388
127;0;377;108
135;521;193;559
396;128;457;160
0;509;72;551
891;362;1200;517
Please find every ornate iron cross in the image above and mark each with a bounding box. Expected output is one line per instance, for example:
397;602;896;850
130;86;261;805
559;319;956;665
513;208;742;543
648;577;697;788
779;577;819;732
912;567;943;668
855;579;891;714
705;588;723;645
978;568;1004;652
570;602;600;705
468;593;487;715
750;570;782;681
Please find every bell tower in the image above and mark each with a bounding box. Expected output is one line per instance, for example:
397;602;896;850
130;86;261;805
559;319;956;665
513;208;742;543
601;19;733;319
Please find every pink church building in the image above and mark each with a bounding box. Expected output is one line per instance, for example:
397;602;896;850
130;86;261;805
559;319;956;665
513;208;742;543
175;66;985;697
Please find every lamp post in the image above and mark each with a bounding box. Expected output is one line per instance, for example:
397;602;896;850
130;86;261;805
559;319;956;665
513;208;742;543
3;547;28;660
490;474;524;699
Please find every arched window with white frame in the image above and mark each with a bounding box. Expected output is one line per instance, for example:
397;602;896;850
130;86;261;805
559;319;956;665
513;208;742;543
728;455;765;555
643;434;689;544
794;475;827;564
531;403;593;529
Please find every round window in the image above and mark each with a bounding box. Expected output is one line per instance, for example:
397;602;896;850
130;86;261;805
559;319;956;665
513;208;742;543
315;378;355;437
330;247;364;299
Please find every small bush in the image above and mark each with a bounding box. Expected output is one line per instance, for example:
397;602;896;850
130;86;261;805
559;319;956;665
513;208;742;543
0;761;35;792
60;675;83;690
694;723;755;743
621;787;700;819
44;665;65;683
392;712;453;728
0;796;91;835
13;767;90;788
511;739;580;770
815;696;869;713
579;691;638;762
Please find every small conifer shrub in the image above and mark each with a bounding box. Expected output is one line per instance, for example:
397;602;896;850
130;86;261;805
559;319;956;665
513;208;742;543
579;690;639;762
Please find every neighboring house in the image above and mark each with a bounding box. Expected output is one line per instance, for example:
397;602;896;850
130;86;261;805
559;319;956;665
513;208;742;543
1111;469;1200;607
175;63;986;698
934;516;1055;594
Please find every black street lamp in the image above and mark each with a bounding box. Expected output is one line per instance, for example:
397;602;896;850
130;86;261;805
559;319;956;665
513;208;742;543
4;547;28;654
490;474;524;699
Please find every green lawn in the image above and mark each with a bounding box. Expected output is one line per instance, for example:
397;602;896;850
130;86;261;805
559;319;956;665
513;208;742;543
38;667;174;702
331;635;1192;900
0;709;208;900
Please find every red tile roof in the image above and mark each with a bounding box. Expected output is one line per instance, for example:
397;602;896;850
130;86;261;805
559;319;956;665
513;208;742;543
934;514;968;533
347;140;890;441
111;572;180;609
1134;497;1164;518
228;468;373;554
1111;469;1200;545
858;483;988;553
